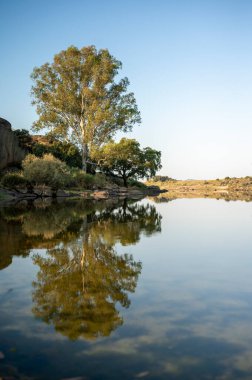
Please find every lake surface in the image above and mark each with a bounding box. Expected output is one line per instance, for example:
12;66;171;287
1;197;252;379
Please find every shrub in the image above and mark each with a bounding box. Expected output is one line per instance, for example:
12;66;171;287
128;179;147;189
151;176;174;182
1;173;27;189
106;175;124;187
93;173;107;188
23;154;71;196
68;169;95;189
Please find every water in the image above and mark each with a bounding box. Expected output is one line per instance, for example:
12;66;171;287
1;197;252;379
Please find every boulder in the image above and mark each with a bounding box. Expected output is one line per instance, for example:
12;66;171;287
93;190;109;199
0;118;26;170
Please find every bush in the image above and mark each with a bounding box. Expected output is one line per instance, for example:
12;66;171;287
67;170;108;189
23;154;71;196
106;175;124;187
68;169;95;189
151;176;174;182
128;179;147;189
93;173;107;188
1;173;27;189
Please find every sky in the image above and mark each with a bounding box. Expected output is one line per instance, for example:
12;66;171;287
1;0;252;179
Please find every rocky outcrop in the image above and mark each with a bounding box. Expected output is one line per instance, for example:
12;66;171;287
0;118;25;170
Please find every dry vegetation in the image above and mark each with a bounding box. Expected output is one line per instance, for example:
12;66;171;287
146;177;252;201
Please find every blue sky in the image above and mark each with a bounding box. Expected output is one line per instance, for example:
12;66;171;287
1;0;252;179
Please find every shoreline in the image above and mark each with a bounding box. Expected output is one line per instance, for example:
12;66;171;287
0;185;167;206
146;177;252;202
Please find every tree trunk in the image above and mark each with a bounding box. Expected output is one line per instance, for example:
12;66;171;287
123;175;128;187
82;143;88;172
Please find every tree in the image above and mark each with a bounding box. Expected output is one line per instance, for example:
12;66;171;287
31;45;141;172
91;138;162;186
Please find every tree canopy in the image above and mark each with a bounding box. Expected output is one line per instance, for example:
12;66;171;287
91;138;162;186
31;45;141;171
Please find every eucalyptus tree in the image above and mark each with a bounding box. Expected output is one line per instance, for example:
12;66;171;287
31;45;141;171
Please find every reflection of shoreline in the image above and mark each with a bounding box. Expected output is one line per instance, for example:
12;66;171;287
149;191;252;202
147;178;252;202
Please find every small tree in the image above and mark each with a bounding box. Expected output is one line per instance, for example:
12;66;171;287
13;129;34;152
23;154;70;197
91;138;162;187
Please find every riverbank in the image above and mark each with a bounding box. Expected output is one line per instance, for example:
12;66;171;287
146;177;252;202
0;184;167;206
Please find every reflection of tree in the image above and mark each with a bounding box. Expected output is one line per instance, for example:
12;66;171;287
32;200;161;340
92;201;162;245
0;199;114;270
32;243;141;340
1;198;162;340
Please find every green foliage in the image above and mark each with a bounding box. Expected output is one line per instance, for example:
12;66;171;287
68;168;95;189
22;154;71;194
67;169;108;189
94;173;107;188
13;129;33;152
91;138;162;186
13;128;82;168
31;45;141;170
32;140;82;168
127;178;147;189
151;175;174;182
1;173;27;189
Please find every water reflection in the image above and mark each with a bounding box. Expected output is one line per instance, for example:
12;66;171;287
1;199;252;379
0;199;161;340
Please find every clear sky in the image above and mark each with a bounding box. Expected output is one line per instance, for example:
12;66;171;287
1;0;252;179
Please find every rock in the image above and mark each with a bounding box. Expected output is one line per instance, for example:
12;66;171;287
93;190;109;199
0;118;26;170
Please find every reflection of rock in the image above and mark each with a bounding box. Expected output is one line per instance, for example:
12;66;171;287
0;118;25;169
0;219;29;270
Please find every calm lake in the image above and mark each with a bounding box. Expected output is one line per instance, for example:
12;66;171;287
1;197;252;379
